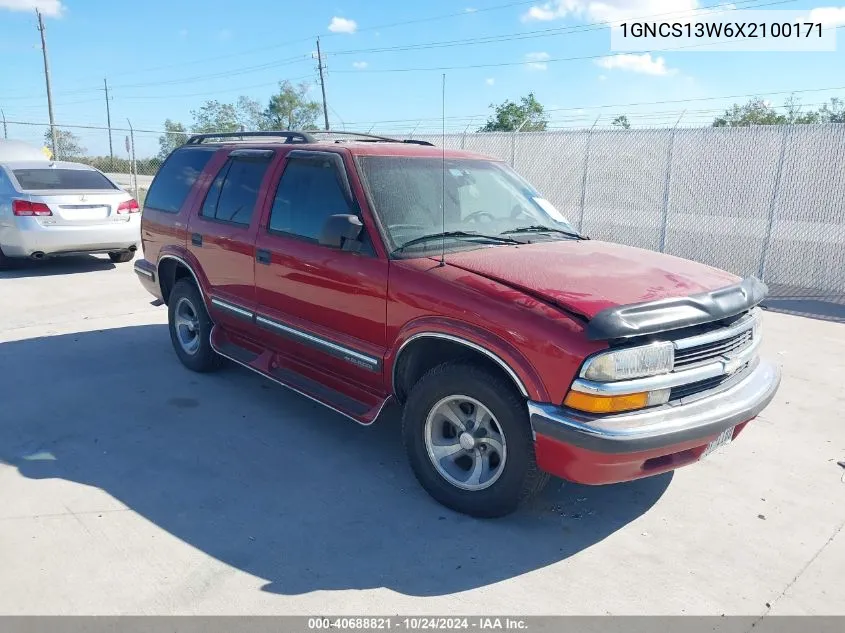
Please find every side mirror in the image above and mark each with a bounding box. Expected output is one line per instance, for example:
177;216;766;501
318;214;364;249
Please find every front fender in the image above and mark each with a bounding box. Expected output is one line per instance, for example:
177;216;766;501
386;316;550;402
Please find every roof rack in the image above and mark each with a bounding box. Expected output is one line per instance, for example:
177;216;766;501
310;130;435;146
185;131;316;145
184;129;434;147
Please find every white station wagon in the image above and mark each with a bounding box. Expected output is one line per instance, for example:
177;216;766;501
0;140;141;269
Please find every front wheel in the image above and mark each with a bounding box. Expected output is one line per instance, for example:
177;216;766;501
402;362;548;518
167;278;222;373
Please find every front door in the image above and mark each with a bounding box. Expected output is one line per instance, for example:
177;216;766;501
253;150;389;395
187;148;276;331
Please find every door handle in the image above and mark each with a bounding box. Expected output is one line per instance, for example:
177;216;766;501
191;233;203;247
256;249;271;264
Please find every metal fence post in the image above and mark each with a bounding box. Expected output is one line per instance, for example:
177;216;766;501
658;112;685;252
127;118;138;200
578;116;601;232
758;124;791;281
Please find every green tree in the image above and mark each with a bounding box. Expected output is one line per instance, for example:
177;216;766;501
713;98;786;127
819;97;845;123
44;128;86;160
611;115;631;129
236;96;268;130
157;119;188;160
263;81;321;130
190;100;242;133
479;93;548;132
783;95;821;125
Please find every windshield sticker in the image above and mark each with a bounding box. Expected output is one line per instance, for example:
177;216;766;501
533;197;568;223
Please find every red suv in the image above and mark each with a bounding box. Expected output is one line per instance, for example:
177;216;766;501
135;130;781;517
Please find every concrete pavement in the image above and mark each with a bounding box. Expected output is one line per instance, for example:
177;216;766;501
0;256;842;615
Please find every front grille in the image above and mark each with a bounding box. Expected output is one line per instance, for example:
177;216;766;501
673;327;753;370
669;361;750;400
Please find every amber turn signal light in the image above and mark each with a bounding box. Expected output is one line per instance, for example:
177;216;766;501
563;389;670;414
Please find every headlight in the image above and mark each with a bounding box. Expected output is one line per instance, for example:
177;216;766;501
581;341;674;382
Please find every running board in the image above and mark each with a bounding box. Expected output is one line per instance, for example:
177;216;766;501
209;326;390;425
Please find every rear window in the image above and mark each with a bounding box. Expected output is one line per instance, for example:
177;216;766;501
12;168;117;191
144;148;214;213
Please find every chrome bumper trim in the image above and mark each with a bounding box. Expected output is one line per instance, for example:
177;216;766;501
530;359;780;454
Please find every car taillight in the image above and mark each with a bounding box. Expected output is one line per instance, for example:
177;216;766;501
116;199;140;214
12;200;53;216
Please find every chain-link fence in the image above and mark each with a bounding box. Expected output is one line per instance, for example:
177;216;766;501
4;119;844;300
415;124;845;300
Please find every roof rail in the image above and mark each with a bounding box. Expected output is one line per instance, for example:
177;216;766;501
183;129;435;147
184;131;316;145
310;130;433;146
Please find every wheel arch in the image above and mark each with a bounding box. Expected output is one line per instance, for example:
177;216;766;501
391;330;546;404
157;253;207;307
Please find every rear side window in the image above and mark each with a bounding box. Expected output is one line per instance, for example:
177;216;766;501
268;157;353;240
145;148;214;213
12;168;117;191
200;157;270;226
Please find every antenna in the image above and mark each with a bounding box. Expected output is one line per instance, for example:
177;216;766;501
439;73;446;267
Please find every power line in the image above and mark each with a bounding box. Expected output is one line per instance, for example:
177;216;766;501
326;0;795;57
335;86;845;127
110;74;316;101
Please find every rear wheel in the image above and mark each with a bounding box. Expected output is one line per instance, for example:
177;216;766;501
167;278;222;372
108;250;135;263
402;361;548;518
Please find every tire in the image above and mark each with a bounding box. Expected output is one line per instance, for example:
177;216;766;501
167;278;222;373
402;361;549;518
108;250;135;263
0;245;13;271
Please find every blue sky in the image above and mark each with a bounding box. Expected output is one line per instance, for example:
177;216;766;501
1;0;844;156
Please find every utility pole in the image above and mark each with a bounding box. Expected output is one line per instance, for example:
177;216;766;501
36;9;58;158
1;109;7;139
316;37;330;131
103;78;114;170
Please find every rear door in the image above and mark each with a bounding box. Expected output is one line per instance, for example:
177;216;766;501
187;148;276;332
9;166;131;225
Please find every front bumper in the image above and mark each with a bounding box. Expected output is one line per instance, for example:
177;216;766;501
0;216;141;257
529;359;781;484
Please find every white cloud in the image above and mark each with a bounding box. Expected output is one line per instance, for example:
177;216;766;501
598;74;607;81
485;77;495;85
465;7;478;12
328;16;358;33
525;51;551;70
522;1;700;25
352;61;368;69
0;0;63;16
807;7;845;26
595;53;676;75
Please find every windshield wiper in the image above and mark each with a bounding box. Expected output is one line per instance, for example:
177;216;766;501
501;225;587;240
393;231;522;253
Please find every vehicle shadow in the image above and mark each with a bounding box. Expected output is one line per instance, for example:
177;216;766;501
0;254;116;278
0;325;671;597
762;283;845;324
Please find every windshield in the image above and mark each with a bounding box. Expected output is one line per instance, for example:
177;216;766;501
12;168;117;191
358;156;579;254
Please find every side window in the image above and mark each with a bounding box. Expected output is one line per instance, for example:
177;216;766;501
268;157;353;241
145;148;214;213
200;157;270;226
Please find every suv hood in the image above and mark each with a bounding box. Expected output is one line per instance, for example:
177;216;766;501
443;240;740;320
